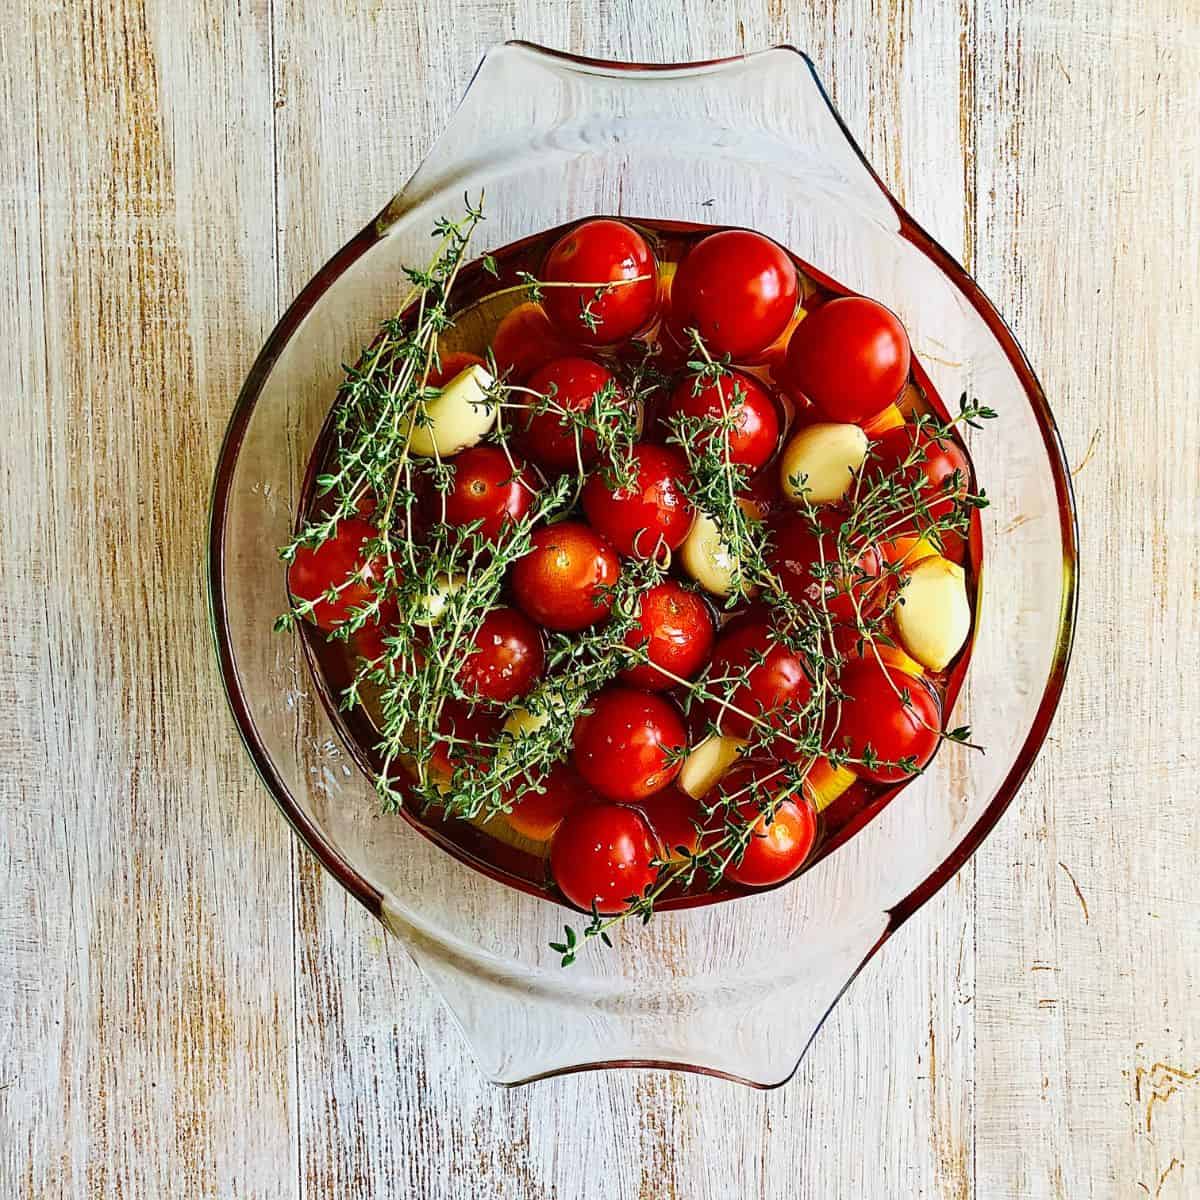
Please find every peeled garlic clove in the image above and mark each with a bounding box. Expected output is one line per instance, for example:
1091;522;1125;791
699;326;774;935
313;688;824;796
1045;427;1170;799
779;422;869;504
678;733;746;799
894;555;971;671
679;503;761;598
412;572;466;627
409;363;496;458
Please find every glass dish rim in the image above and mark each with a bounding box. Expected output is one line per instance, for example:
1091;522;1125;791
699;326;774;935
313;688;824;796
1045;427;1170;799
205;40;1080;1087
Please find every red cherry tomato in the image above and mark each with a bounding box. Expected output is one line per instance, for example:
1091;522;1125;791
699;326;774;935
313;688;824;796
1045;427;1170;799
550;802;659;914
619;580;715;691
664;370;780;471
786;296;911;423
490;302;575;378
443;446;537;543
456;606;545;705
670;230;799;360
767;512;882;621
702;619;812;740
511;521;620;632
573;687;688;801
636;785;705;860
521;356;627;471
504;761;593;841
869;423;971;523
541;219;659;346
710;761;817;888
829;659;942;784
581;444;694;559
426;700;499;783
427;350;486;387
286;517;382;632
739;466;786;522
350;600;398;662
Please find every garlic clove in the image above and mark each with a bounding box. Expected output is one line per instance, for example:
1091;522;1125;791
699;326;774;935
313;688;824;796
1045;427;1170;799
408;363;496;458
779;421;869;505
678;733;746;799
894;555;971;671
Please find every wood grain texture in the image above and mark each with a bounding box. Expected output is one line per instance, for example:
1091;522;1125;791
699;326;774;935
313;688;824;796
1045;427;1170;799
1;1;1196;1197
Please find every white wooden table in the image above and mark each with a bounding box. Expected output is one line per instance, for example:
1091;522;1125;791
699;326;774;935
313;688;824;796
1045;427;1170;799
3;2;1197;1196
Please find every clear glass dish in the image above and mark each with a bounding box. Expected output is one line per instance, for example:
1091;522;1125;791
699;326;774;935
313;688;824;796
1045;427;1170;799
208;42;1078;1088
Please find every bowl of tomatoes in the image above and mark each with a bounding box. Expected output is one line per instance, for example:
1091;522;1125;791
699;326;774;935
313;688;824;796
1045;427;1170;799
210;43;1077;1087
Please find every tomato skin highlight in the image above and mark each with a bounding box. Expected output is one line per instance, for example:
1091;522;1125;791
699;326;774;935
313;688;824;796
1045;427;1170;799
521;356;626;471
581;443;695;559
504;761;593;842
702;619;813;740
709;760;817;887
550;802;659;914
490;302;575;379
664;369;780;471
786;296;911;423
670;230;799;360
286;517;382;633
511;522;620;632
541;218;659;346
456;606;545;705
619;580;715;692
829;659;942;785
766;511;882;622
573;687;688;801
443;446;537;543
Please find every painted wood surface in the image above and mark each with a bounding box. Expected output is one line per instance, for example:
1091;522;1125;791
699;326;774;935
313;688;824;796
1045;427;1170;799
1;1;1196;1197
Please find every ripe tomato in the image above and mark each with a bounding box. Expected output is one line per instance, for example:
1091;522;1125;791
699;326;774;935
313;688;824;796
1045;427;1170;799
786;296;911;423
426;700;499;782
521;356;627;471
443;445;537;543
490;302;575;379
504;761;593;842
664;369;780;471
350;601;398;662
456;606;545;704
540;218;659;346
766;512;882;621
670;229;799;360
511;521;620;632
702;619;812;740
550;802;659;914
635;785;705;861
868;423;971;522
619;580;715;692
581;444;694;559
711;761;817;888
573;687;688;801
828;659;942;784
427;350;486;387
287;517;382;632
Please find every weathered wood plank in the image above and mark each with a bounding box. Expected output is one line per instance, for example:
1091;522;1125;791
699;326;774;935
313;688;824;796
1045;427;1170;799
972;2;1200;1198
0;1;297;1195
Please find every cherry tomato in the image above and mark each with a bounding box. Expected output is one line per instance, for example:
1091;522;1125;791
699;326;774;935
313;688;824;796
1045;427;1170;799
829;659;942;784
670;229;799;360
287;517;382;632
541;219;659;346
511;521;620;632
710;760;817;888
490;302;575;378
636;785;705;861
456;606;545;704
786;296;911;423
521;356;627;471
702;619;812;740
573;687;688;801
350;601;398;662
581;444;694;559
550;802;659;914
427;350;486;387
443;446;537;543
504;761;593;842
868;423;971;523
619;580;715;691
426;700;499;782
739;466;786;522
767;511;882;622
664;370;780;471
